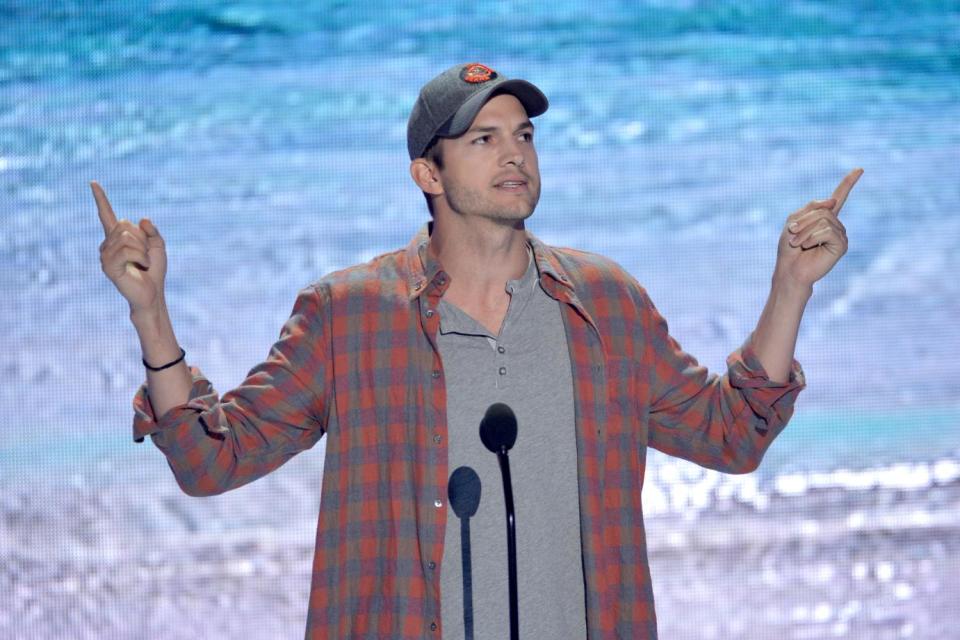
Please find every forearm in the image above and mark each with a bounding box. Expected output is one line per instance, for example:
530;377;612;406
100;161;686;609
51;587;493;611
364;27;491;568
130;284;330;496
131;299;193;419
749;273;812;383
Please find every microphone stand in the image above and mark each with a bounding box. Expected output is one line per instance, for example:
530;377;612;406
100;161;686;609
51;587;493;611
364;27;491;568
460;513;476;640
448;466;481;640
495;445;519;640
480;402;520;640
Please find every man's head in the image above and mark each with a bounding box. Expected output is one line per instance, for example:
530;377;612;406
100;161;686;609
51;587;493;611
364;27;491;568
407;63;549;221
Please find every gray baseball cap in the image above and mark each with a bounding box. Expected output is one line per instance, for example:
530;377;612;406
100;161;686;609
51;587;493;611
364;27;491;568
407;63;549;160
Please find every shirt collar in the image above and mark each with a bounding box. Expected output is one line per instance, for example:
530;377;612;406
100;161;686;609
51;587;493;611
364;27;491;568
403;223;575;301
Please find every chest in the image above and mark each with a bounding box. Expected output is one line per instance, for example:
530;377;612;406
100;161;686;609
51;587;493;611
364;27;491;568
443;295;510;336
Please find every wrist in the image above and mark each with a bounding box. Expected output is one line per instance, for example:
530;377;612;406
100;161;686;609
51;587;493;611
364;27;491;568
129;298;169;329
771;271;814;304
130;299;182;366
143;346;186;372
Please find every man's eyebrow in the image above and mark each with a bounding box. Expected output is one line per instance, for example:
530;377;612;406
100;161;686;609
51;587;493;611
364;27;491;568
465;120;536;135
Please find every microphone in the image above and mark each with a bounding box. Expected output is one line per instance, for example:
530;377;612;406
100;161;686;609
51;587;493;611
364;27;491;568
479;402;518;454
448;466;481;640
449;466;482;518
479;403;519;640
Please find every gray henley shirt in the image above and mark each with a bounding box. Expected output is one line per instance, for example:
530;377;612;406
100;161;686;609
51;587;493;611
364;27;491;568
437;251;587;640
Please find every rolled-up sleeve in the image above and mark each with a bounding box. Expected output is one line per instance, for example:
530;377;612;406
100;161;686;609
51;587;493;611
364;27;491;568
132;367;219;443
641;287;806;474
129;283;332;496
726;336;805;436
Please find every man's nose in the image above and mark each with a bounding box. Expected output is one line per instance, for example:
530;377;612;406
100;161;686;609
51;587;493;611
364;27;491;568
500;141;525;167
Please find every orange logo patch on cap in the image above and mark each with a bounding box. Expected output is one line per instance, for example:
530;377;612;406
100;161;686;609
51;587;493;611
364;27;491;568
460;63;497;84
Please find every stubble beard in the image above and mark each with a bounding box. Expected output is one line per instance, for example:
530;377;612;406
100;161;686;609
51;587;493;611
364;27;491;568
443;179;541;224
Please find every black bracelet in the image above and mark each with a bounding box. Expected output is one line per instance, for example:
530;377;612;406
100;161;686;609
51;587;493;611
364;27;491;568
143;347;186;372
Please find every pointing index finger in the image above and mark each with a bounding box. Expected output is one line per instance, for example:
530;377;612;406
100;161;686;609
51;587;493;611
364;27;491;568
90;181;118;236
830;168;864;215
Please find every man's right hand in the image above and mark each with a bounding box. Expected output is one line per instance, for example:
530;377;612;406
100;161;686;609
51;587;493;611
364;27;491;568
92;181;167;315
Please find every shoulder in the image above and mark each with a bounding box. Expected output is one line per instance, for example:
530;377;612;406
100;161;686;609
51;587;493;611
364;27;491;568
309;247;411;302
549;245;629;278
544;244;652;305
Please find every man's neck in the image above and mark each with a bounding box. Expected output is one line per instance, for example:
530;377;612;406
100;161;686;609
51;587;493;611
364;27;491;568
430;214;530;310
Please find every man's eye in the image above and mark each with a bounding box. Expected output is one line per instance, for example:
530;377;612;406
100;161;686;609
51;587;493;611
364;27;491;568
472;135;489;145
519;132;533;142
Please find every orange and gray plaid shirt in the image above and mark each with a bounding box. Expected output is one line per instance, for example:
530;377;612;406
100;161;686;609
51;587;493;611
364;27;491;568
133;225;805;639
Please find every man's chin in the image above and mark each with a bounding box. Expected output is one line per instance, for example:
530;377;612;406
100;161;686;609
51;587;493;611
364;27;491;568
495;204;536;222
503;196;539;220
469;209;533;229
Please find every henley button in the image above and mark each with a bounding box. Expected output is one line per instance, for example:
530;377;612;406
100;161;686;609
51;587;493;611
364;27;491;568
428;561;436;570
433;434;442;444
425;309;435;318
497;345;505;354
430;622;438;632
431;370;440;379
434;499;443;508
498;366;507;375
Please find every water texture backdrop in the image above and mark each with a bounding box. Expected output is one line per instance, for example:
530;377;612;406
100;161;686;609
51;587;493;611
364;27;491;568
1;1;958;638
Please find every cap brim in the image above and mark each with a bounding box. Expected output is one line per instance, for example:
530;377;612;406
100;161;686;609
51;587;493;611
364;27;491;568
439;79;549;139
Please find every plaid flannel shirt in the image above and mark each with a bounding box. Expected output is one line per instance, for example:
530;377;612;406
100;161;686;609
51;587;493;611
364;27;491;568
133;225;805;639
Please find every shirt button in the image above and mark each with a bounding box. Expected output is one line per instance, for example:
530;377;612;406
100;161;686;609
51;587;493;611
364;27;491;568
428;561;436;570
430;622;438;632
425;309;435;318
434;498;443;508
433;434;442;444
498;366;507;375
497;345;506;354
431;369;440;379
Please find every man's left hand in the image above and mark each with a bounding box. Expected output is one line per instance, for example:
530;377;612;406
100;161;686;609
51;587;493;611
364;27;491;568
774;168;863;289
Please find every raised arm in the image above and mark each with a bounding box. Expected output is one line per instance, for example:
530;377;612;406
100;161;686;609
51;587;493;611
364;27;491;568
93;181;192;418
644;169;862;472
93;182;329;496
750;168;863;381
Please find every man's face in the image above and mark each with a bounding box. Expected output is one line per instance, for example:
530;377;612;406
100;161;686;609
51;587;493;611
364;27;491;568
434;93;541;223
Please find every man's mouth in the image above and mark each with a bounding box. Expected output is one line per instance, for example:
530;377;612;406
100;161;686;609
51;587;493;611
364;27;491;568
495;180;528;190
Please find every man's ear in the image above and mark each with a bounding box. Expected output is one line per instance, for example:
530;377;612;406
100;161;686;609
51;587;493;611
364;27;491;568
410;158;443;196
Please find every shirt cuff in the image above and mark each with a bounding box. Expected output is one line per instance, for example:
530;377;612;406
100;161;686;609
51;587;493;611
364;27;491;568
131;365;217;443
726;338;806;434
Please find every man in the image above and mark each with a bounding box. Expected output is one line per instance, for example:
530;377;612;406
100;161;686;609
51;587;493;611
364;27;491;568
94;62;861;639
